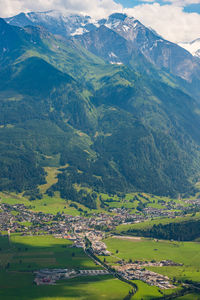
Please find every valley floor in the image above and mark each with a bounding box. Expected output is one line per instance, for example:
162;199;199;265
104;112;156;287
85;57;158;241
1;192;200;299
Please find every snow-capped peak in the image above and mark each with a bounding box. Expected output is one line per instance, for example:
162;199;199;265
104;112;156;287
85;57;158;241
178;38;200;58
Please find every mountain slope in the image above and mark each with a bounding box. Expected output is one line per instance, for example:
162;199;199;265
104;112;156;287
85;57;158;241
5;10;93;37
6;11;200;100
0;19;200;204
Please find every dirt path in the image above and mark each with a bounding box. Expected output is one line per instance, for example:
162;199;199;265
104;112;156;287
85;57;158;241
112;235;142;241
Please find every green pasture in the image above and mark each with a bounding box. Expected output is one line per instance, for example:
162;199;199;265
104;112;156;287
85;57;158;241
103;237;200;283
176;293;200;300
0;235;100;271
116;213;200;233
0;234;132;300
0;192;81;216
0;272;131;300
0;190;194;217
131;280;163;299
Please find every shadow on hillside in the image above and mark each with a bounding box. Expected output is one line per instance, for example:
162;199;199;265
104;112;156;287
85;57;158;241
0;235;132;300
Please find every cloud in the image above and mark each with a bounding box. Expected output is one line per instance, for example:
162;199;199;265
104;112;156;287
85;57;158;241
163;0;200;5
0;0;122;18
125;3;200;42
0;0;200;43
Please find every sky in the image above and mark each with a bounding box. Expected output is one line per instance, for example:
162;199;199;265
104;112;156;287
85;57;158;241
0;0;200;43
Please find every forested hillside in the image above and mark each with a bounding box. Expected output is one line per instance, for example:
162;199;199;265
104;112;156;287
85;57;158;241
1;17;200;207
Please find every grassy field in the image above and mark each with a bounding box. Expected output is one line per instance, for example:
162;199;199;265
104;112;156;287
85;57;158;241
100;192;175;210
101;236;200;299
39;165;70;194
0;235;133;300
176;293;200;300
116;213;200;234
0;272;132;300
0;235;100;271
39;167;61;194
0;192;82;216
131;280;164;299
104;237;200;265
2;234;197;300
0;189;193;217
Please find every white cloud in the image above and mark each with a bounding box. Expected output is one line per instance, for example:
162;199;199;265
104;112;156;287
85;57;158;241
125;3;200;42
163;0;200;5
0;0;122;18
0;0;200;43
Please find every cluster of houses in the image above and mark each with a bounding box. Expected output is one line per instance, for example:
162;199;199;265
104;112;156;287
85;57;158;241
185;198;200;208
55;227;111;256
115;263;176;289
0;203;54;233
0;203;141;247
0;197;196;238
91;240;111;256
116;260;182;268
34;268;110;285
143;207;176;218
0;200;194;290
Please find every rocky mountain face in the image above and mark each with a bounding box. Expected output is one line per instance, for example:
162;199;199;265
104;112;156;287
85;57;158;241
1;16;200;205
6;11;200;99
5;10;95;37
74;13;200;100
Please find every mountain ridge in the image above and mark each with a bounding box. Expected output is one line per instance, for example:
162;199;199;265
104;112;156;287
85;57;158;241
5;11;200;100
0;16;200;205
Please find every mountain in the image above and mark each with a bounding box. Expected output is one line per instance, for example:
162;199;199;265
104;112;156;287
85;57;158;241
5;10;95;37
0;18;28;65
179;38;200;58
6;11;200;100
73;13;200;100
0;17;200;206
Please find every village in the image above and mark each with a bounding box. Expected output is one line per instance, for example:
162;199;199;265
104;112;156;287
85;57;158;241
0;200;196;290
115;263;175;289
114;260;183;289
1;198;198;237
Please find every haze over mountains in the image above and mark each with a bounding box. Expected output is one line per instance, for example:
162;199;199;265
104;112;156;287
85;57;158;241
1;11;200;207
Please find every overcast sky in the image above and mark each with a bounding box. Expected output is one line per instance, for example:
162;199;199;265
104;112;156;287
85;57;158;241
0;0;200;43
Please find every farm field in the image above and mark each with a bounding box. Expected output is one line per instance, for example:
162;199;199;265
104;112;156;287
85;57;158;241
0;273;131;300
101;236;200;298
104;237;200;269
0;235;100;271
0;235;133;299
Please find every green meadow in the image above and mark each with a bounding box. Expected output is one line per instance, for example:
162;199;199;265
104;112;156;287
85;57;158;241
104;237;200;268
0;235;133;300
116;212;200;234
0;192;82;216
0;189;187;217
0;235;100;271
101;237;200;298
0;273;131;300
131;280;172;299
176;293;200;300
